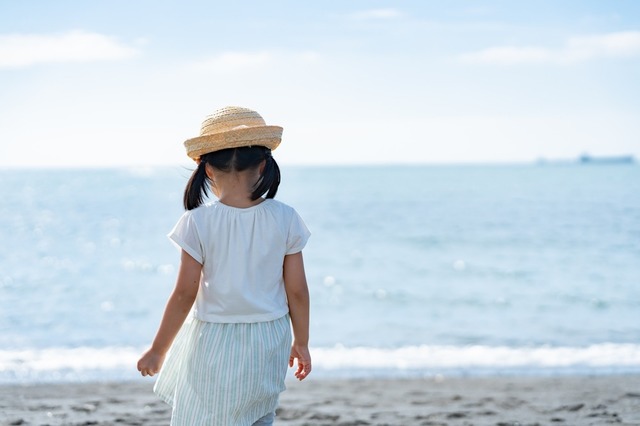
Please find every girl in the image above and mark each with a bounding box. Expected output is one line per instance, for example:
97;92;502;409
137;106;312;425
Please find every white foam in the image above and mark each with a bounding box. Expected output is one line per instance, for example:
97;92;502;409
0;346;141;373
312;343;640;370
1;343;639;382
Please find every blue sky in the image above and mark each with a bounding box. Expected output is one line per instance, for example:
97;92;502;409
1;0;639;167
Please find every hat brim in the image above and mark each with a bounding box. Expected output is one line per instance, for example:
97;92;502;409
184;125;282;160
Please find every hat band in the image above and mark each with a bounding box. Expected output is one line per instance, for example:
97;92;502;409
184;126;282;159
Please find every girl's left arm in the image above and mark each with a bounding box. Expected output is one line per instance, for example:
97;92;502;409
137;249;201;377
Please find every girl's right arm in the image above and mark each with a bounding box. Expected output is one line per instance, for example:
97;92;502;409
137;249;201;377
283;251;311;381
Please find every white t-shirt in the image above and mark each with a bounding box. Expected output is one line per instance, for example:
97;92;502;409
168;198;310;323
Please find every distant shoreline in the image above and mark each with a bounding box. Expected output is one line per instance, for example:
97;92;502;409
0;155;637;170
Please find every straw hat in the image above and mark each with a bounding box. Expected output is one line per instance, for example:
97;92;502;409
184;106;282;160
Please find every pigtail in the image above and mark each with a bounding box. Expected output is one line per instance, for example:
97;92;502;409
251;149;281;200
183;161;210;210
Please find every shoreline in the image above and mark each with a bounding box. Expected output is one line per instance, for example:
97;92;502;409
1;375;639;425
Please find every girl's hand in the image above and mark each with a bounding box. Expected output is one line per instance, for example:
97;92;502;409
289;344;312;381
137;348;166;377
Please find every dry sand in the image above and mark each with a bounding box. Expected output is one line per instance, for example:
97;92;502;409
1;375;639;425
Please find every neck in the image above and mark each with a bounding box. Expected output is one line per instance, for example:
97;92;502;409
212;171;263;208
218;192;264;208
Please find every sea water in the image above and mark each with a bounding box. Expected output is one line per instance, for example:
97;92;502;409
0;164;639;383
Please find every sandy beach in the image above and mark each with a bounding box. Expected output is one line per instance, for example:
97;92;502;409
1;375;639;425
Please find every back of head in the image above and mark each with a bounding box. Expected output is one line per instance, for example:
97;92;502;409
181;106;283;210
183;146;281;210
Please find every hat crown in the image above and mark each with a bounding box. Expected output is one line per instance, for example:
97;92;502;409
200;106;266;137
184;106;282;160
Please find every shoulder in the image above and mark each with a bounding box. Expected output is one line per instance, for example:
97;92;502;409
265;198;293;211
190;201;219;216
263;199;299;218
264;200;309;239
175;202;218;226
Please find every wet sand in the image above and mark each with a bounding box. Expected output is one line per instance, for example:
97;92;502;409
1;375;639;425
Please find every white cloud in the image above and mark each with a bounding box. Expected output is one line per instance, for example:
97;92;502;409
459;30;640;65
188;50;322;73
565;31;640;60
298;51;322;63
0;30;138;69
460;46;553;65
190;51;272;72
350;8;403;20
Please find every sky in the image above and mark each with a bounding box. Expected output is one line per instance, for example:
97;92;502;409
1;0;639;168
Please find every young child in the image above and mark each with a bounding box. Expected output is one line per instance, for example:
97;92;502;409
137;106;312;425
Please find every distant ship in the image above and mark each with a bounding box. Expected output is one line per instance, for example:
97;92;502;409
578;154;635;164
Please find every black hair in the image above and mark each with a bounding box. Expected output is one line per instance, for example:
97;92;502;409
183;146;281;210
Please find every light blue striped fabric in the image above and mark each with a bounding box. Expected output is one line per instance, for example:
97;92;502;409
154;314;291;425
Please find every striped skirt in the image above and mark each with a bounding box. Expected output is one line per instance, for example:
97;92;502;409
154;314;292;426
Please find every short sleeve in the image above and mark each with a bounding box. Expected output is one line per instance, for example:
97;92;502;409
286;209;311;255
167;211;204;264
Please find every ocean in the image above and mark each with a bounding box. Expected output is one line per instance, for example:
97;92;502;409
1;164;639;383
